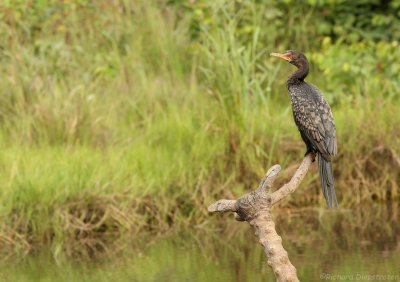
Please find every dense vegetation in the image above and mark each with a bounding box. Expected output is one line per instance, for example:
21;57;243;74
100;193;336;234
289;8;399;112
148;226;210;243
0;0;399;255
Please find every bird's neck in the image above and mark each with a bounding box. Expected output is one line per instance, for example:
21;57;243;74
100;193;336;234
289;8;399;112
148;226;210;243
287;64;309;86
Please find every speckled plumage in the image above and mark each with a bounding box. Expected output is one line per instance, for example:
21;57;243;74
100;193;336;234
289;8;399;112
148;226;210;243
288;82;337;161
271;50;338;208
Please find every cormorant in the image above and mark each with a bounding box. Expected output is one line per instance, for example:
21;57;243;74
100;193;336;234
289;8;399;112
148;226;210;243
270;50;338;208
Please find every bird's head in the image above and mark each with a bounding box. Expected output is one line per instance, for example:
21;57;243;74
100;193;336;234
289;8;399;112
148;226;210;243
270;50;308;69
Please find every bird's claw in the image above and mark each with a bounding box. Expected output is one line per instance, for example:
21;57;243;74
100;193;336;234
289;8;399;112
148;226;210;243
304;150;316;162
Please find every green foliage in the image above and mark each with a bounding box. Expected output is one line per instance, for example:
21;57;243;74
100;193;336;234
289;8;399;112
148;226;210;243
174;0;400;43
312;39;400;102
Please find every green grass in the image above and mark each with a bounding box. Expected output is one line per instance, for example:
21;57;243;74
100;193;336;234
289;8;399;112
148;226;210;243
0;1;399;255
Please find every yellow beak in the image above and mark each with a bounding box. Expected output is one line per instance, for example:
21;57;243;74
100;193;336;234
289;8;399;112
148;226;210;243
270;52;292;61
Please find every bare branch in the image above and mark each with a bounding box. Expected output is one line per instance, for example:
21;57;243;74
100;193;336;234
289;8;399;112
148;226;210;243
208;155;314;282
271;155;313;204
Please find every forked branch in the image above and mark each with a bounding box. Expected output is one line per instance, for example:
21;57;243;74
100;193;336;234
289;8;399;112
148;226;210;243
208;155;313;282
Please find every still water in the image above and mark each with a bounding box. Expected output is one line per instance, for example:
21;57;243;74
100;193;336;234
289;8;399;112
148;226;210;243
1;204;399;281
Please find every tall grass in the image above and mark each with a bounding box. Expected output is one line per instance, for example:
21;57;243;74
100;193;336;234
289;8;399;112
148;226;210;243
0;1;399;255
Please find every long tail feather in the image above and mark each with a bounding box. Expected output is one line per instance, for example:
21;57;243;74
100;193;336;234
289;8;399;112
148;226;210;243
317;152;338;208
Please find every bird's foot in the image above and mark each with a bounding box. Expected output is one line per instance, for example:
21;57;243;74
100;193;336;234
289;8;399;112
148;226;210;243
304;149;316;162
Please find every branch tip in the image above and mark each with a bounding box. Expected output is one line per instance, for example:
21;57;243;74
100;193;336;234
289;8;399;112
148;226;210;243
258;164;282;192
208;199;237;213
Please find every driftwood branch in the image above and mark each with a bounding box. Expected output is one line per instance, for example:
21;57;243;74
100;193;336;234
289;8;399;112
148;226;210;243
208;155;313;282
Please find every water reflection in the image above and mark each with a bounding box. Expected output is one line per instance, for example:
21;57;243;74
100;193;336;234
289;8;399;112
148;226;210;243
1;204;399;281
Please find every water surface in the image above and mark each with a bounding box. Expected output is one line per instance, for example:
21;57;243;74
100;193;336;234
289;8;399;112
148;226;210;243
1;204;399;281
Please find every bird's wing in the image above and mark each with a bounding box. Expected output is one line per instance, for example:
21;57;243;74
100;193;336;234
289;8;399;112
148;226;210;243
293;84;337;159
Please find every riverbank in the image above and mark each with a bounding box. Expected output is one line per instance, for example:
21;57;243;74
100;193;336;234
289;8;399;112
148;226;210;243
1;205;399;281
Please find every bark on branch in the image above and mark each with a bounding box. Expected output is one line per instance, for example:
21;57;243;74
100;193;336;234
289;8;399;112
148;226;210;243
208;155;313;282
